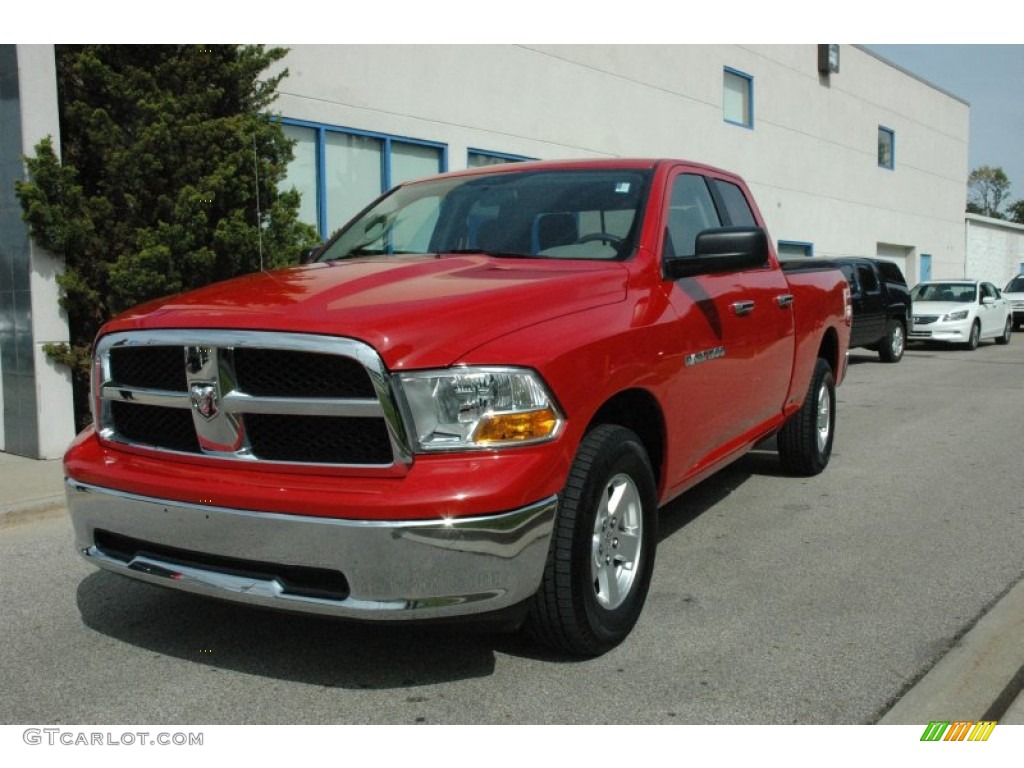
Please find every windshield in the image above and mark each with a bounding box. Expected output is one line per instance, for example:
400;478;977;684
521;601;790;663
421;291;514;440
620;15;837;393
1005;275;1024;293
317;168;652;262
911;283;977;303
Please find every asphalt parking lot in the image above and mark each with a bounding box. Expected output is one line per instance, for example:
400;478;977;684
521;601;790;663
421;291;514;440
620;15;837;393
0;337;1021;725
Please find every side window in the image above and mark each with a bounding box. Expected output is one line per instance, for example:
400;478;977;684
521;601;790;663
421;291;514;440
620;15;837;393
878;126;895;169
710;179;757;226
467;150;532;167
777;241;813;260
664;174;721;258
856;264;880;294
875;260;907;285
840;264;859;295
723;68;753;128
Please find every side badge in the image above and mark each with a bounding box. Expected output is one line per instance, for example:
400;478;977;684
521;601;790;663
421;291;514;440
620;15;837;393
684;346;726;368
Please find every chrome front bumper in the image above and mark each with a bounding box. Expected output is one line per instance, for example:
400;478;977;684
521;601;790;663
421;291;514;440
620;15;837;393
67;480;557;621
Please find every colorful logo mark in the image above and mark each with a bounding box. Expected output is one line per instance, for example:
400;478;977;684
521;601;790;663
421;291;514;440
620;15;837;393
920;720;997;742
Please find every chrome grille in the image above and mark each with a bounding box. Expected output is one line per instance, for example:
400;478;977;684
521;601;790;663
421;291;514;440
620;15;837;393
232;348;375;398
245;414;392;464
95;330;410;468
109;345;187;391
110;401;201;454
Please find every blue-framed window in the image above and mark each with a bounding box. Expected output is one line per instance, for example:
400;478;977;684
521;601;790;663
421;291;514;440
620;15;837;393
279;118;448;240
877;126;895;169
468;149;533;168
777;241;814;259
723;67;753;128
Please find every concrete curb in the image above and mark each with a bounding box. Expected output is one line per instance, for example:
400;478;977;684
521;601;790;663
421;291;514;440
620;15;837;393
0;454;66;528
880;576;1024;725
0;494;66;528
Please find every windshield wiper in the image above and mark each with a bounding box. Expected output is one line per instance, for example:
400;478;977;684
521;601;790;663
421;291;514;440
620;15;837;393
444;248;541;259
324;248;423;261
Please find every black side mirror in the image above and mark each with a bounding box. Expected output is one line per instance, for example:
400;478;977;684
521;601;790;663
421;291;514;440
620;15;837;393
664;226;769;279
299;247;320;265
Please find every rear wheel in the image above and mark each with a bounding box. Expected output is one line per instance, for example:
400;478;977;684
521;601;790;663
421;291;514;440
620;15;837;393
777;357;835;476
527;424;658;656
878;320;905;362
996;316;1012;345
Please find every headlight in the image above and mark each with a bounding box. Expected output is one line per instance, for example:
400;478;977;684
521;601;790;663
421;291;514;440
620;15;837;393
942;310;969;322
397;367;563;451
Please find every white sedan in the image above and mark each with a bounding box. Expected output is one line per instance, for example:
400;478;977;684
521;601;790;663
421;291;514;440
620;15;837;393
909;280;1012;350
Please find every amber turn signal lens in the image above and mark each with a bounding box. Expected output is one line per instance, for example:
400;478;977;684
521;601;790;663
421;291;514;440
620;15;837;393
472;408;559;444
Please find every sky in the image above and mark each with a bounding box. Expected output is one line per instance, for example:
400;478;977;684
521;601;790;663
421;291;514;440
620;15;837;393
864;45;1024;209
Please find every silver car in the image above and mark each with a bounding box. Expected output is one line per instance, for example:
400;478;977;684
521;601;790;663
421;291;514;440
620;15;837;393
1004;274;1024;331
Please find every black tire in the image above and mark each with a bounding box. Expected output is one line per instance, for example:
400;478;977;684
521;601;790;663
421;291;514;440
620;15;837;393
777;357;836;476
966;320;981;350
527;424;658;656
878;320;905;362
996;316;1012;345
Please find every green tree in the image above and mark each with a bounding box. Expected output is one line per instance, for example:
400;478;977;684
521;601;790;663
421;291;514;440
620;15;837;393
967;165;1011;218
15;45;320;427
1007;199;1024;225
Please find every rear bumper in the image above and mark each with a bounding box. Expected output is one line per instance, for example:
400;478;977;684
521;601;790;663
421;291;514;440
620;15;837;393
67;479;557;621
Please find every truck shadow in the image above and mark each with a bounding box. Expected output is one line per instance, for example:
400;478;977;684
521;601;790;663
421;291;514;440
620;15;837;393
74;446;790;680
656;445;782;542
75;573;508;688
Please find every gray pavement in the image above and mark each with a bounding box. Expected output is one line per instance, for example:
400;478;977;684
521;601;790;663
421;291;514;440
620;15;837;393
0;451;66;528
1;447;1021;724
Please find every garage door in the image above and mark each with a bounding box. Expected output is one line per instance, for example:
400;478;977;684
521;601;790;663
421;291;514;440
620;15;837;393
876;244;910;283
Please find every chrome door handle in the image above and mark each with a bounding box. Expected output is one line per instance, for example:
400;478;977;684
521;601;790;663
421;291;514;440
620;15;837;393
776;294;794;308
731;300;755;316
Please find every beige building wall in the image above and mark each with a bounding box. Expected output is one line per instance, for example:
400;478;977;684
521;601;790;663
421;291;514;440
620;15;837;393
270;44;970;284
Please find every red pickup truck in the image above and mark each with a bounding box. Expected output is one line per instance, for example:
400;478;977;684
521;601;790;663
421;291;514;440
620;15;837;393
65;158;850;655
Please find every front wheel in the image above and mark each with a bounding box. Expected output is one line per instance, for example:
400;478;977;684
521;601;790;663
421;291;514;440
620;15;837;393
777;357;836;476
996;316;1012;345
966;320;981;350
527;424;658;656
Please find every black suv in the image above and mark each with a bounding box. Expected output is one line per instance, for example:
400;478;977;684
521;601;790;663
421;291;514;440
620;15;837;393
786;256;911;362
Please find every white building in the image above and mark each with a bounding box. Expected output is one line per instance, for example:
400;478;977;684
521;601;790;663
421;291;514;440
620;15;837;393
965;214;1024;285
0;44;979;458
271;44;971;284
0;45;74;459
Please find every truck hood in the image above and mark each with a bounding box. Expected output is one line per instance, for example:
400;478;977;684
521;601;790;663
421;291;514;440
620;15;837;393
106;255;629;369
